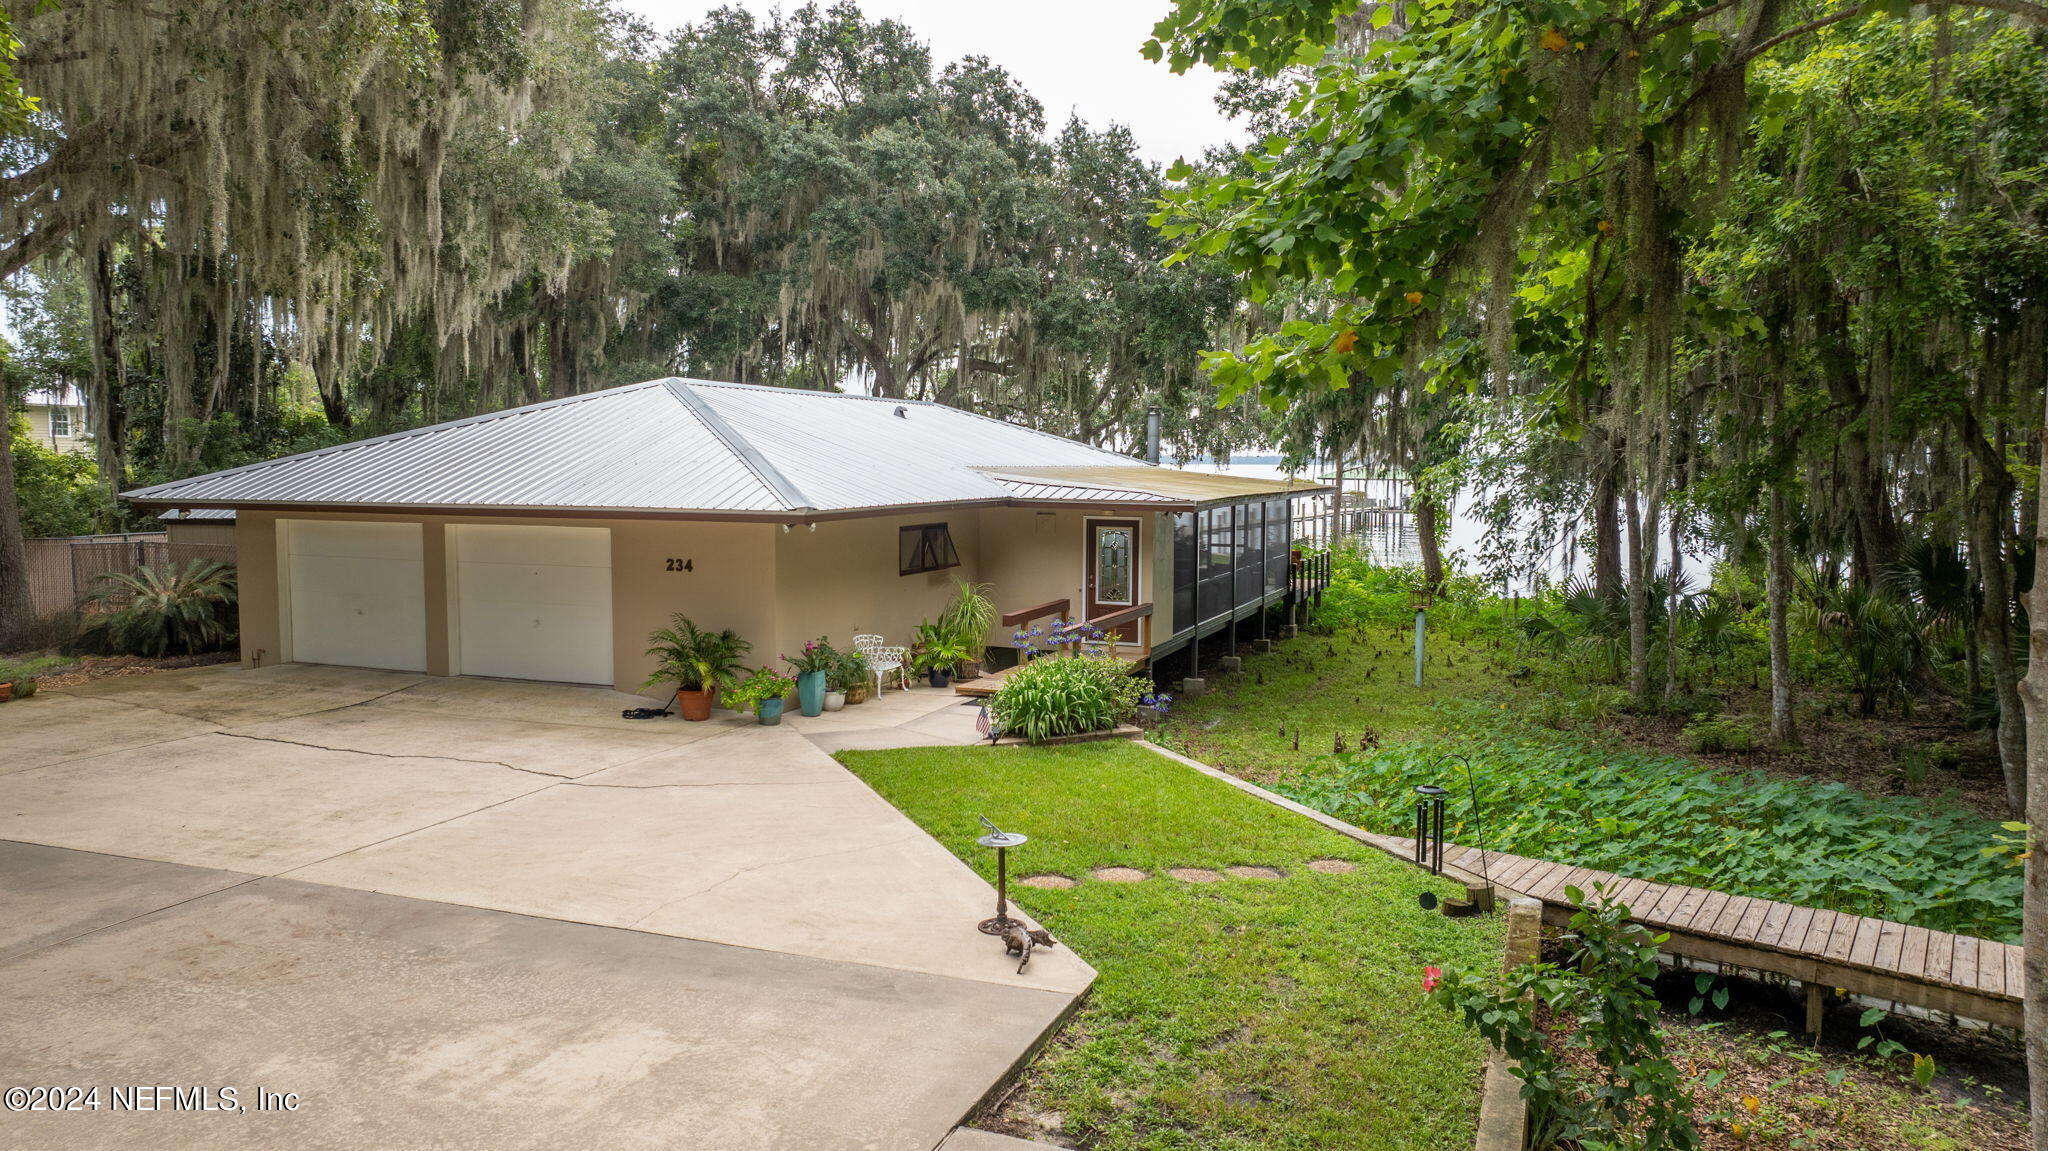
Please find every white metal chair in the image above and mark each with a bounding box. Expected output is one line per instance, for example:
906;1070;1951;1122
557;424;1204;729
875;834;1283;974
852;634;910;693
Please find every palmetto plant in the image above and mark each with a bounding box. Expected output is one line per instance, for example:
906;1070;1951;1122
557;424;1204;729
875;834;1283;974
1808;586;1918;716
641;615;750;693
80;560;238;657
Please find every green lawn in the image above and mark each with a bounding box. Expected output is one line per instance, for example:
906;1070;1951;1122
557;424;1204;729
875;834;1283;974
1155;624;1509;784
835;740;1503;1151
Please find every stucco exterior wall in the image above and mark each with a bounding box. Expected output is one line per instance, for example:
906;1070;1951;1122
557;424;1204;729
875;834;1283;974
772;512;982;660
973;506;1172;651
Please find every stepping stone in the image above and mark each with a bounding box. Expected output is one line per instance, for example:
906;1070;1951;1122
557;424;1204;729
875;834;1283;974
1019;874;1077;889
1306;859;1357;875
1168;868;1223;883
1092;866;1147;883
1225;865;1284;880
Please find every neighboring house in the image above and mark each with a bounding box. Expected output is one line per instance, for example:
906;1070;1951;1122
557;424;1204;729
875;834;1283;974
123;379;1326;697
20;385;90;454
159;507;239;550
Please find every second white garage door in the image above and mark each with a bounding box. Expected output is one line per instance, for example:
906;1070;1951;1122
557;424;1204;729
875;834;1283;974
285;520;428;672
452;525;614;684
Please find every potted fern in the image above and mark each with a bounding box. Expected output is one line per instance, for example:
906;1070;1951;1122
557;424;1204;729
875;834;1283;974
938;578;998;681
641;616;750;721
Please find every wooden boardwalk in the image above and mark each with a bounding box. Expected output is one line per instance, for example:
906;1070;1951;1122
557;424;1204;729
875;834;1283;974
1361;833;2023;1031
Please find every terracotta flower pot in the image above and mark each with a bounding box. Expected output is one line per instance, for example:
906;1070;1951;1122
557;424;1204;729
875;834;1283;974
0;683;12;703
676;688;714;722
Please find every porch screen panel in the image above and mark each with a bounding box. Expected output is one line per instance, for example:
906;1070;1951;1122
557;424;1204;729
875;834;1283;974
1197;507;1232;623
1171;513;1196;632
1264;498;1289;592
1234;500;1261;607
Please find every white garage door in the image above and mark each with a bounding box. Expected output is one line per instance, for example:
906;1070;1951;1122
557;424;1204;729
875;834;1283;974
452;525;613;684
284;520;427;671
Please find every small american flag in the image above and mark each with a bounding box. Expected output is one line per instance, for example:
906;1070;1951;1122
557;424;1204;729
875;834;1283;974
976;704;996;742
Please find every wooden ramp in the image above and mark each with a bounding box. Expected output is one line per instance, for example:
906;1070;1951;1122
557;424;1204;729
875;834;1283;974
1361;833;2022;1031
953;664;1020;699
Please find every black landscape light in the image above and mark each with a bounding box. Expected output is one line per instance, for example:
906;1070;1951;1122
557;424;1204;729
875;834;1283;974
976;816;1028;936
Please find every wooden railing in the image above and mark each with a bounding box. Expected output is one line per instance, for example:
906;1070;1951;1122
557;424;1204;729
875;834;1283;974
1001;598;1070;628
1053;602;1153;661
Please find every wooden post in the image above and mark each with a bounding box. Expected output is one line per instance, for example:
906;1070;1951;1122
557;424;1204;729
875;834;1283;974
1804;982;1826;1038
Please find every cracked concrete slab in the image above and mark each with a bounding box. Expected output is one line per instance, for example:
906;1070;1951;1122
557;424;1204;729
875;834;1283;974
0;693;222;774
0;866;1078;1151
224;708;692;779
0;732;549;873
57;662;428;726
364;676;690;732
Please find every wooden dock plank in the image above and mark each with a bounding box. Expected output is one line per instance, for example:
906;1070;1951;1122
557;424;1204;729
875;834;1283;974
1710;896;1756;938
1733;899;1773;943
2006;944;2024;1000
1823;914;1860;963
1926;930;1956;986
1688;891;1731;936
1976;941;2006;998
1898;926;1930;981
1494;856;1548;891
1798;909;1838;955
1766;904;1813;952
1642;883;1691;924
1951;934;1979;992
1523;865;1582;903
1872;920;1906;971
1750;901;1794;948
1848;919;1883;968
1667;886;1713;930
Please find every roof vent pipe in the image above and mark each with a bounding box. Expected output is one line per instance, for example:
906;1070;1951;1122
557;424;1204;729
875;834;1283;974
1144;407;1162;465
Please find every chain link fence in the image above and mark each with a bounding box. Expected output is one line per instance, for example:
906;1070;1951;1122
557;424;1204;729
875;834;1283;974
25;534;239;617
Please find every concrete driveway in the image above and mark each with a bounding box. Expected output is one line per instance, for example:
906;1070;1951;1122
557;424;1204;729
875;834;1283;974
0;664;1090;1150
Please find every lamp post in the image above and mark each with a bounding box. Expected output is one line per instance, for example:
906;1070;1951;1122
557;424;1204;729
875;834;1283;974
976;816;1028;936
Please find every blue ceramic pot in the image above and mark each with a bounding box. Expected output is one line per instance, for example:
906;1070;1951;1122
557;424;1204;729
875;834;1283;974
796;670;827;716
756;698;786;725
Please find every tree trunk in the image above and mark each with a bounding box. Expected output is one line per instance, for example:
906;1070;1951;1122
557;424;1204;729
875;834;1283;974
1593;430;1624;598
0;380;36;647
87;241;128;492
2016;410;2048;1151
1414;487;1444;590
1625;483;1652;701
1974;476;2026;814
1665;514;1683;702
1767;486;1798;745
1813;291;1901;585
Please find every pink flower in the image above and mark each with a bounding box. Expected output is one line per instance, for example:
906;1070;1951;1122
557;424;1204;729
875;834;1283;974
1421;965;1443;993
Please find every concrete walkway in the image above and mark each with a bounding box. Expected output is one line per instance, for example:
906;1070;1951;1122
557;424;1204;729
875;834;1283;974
0;664;1088;1150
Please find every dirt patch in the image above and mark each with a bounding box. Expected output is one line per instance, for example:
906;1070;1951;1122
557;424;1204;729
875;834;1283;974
1019;874;1077;889
1224;865;1284;879
1167;868;1223;883
1091;867;1148;883
21;651;239;690
1600;691;2013;821
1305;859;1357;874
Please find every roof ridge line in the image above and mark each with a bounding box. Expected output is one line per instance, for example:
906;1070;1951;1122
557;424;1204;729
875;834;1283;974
663;379;813;514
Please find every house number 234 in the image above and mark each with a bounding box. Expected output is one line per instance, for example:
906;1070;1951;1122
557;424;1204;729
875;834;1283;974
665;558;693;572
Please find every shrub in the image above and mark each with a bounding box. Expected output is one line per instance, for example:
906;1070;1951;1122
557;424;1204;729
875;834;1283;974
0;655;64;698
987;656;1145;742
1679;714;1755;754
78;560;237;656
829;647;870;693
1430;892;1700;1151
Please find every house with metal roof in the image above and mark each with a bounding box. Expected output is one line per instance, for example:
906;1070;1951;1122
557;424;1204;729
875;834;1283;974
123;379;1326;696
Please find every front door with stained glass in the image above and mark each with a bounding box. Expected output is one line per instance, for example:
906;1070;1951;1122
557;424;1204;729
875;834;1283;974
1086;520;1140;640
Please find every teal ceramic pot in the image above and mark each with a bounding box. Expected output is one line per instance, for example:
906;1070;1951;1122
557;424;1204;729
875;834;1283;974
796;670;826;717
756;698;786;725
